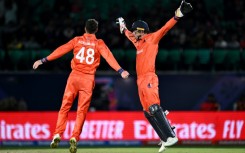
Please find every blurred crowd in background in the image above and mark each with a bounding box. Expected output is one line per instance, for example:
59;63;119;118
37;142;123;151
0;0;244;71
0;0;245;111
0;0;244;50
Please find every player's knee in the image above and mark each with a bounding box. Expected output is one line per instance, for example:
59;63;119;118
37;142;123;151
143;110;151;118
149;104;161;115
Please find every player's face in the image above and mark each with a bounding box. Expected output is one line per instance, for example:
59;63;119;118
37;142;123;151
133;30;145;40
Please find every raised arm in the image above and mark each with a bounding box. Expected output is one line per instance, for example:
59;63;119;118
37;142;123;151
116;17;138;44
152;0;193;43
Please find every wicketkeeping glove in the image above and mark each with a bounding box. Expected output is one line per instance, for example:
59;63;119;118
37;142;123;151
175;0;193;18
116;17;127;34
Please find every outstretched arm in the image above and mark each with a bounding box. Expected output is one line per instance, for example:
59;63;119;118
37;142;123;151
118;68;130;79
33;38;75;70
116;17;137;45
116;17;127;34
153;0;193;43
175;0;193;19
33;58;47;69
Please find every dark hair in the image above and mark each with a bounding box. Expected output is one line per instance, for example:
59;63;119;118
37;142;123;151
85;19;98;34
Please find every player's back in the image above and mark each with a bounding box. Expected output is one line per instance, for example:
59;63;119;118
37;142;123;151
71;33;101;74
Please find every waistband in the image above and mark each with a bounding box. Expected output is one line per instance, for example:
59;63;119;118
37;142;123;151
137;72;156;79
71;69;95;77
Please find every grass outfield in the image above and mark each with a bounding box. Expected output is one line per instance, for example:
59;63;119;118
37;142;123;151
0;147;245;153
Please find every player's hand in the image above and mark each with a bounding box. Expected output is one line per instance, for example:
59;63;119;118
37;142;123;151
121;70;129;79
116;17;127;34
175;0;193;18
33;60;43;70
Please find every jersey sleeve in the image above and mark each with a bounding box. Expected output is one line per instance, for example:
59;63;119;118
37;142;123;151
98;40;121;71
125;29;137;45
46;37;76;61
152;17;177;44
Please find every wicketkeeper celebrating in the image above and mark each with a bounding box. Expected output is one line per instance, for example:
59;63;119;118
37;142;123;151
116;0;193;152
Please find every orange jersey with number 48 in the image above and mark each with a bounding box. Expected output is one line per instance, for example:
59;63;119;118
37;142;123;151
46;33;121;74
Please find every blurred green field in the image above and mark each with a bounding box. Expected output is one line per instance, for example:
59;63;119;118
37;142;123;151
0;147;245;153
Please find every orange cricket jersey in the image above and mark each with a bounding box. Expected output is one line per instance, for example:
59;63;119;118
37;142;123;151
46;33;121;74
125;17;177;76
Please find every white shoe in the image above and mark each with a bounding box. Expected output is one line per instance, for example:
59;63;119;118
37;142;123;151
165;137;178;147
158;141;166;153
50;134;61;148
69;137;77;153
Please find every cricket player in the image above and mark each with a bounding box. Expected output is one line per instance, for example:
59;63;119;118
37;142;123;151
33;19;129;153
116;0;192;152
